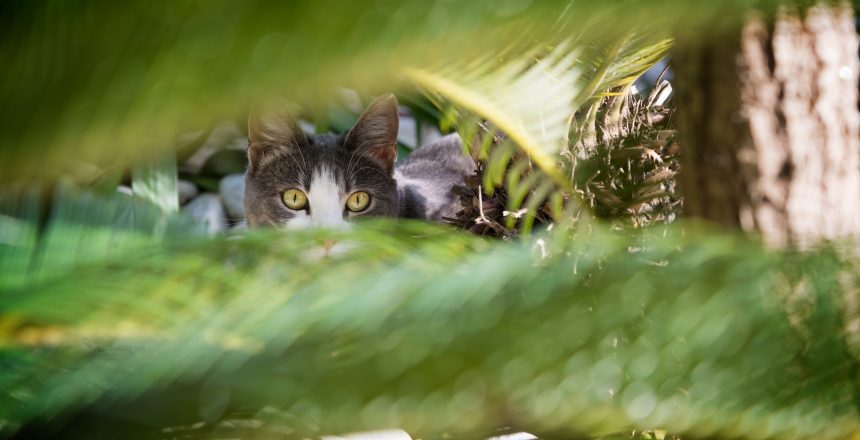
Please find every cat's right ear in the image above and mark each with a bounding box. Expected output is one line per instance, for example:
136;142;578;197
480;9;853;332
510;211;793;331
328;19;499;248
247;106;308;174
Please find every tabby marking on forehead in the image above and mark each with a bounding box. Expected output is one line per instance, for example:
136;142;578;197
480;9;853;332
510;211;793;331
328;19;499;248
260;145;308;180
287;165;349;230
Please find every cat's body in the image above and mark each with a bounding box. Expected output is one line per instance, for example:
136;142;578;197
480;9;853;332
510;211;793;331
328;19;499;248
394;133;473;220
243;95;474;230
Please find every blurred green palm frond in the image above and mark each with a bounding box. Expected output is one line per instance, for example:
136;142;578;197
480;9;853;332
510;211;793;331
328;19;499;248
0;0;633;181
0;0;746;182
407;41;580;236
405;42;580;187
2;187;860;439
2;1;859;439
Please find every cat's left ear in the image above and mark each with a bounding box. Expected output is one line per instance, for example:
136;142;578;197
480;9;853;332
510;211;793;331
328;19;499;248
344;94;399;175
246;104;308;175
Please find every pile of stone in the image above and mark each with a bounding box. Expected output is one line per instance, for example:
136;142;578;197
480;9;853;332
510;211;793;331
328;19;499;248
176;121;250;235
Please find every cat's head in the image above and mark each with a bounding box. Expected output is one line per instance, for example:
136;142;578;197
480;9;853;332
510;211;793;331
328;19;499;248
244;95;399;229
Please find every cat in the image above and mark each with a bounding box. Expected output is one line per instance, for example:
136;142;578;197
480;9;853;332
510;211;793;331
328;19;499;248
243;94;475;230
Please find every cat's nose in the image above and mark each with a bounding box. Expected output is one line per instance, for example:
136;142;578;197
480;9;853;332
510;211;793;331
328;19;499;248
300;239;351;262
321;239;353;258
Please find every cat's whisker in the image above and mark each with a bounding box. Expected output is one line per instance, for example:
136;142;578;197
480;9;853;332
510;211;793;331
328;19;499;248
292;138;310;175
282;149;306;177
348;166;389;182
345;150;361;182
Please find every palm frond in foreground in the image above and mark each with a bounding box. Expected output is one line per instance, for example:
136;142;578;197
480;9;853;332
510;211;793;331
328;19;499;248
1;190;859;439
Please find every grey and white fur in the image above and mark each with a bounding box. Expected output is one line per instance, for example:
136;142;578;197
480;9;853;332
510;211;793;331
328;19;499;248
244;94;475;229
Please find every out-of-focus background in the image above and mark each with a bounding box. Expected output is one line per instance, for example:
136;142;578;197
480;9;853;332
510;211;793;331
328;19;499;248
1;1;860;439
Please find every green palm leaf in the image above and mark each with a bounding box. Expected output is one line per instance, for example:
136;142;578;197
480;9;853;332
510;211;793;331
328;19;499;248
405;43;580;189
1;188;859;439
1;2;857;439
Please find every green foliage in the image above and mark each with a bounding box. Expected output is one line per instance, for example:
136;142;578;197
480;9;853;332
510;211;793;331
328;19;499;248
425;34;672;236
0;0;771;181
1;187;860;438
406;42;581;187
1;1;858;439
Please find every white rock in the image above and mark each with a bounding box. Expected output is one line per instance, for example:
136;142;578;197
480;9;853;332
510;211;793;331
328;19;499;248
397;112;417;148
322;429;412;440
208;121;244;150
116;185;133;197
486;432;538;440
219;174;246;220
299;119;316;135
419;120;444;146
183;193;227;235
177;180;199;205
181;121;246;175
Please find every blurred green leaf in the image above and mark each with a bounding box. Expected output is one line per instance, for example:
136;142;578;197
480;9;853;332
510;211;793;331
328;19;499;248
405;42;580;189
0;2;855;439
0;186;859;438
132;152;179;215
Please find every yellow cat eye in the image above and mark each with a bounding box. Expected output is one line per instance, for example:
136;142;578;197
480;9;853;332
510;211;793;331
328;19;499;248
346;191;371;212
282;189;308;210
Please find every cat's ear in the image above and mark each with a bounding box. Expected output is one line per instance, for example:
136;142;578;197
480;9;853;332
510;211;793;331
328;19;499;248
247;105;308;174
344;94;399;175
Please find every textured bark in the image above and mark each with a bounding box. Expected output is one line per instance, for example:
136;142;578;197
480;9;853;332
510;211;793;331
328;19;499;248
675;3;860;248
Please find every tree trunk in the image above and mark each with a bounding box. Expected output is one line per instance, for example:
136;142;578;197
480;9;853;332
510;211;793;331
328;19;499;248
674;2;860;248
